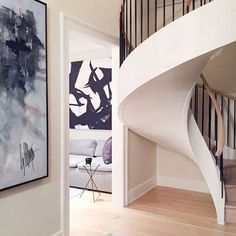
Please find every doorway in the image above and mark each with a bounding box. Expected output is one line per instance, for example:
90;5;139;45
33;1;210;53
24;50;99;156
60;14;125;235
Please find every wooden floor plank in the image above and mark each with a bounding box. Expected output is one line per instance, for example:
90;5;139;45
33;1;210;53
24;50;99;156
70;187;236;236
129;186;216;218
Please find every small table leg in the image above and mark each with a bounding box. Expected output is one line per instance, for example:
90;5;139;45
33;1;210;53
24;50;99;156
79;164;101;202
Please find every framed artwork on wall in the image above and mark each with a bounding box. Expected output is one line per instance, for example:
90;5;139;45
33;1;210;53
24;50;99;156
69;58;112;130
0;0;48;191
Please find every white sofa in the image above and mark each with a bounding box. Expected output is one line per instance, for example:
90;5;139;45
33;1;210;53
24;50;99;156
69;139;112;193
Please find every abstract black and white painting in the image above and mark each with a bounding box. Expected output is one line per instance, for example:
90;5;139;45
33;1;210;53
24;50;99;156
0;0;48;191
69;58;112;130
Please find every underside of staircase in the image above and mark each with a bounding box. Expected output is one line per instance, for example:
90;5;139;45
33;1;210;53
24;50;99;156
118;0;236;225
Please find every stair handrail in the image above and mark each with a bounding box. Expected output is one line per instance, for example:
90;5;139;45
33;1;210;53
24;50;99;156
200;74;225;157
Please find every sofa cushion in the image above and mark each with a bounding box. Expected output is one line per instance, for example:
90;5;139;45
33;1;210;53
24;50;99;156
70;139;97;156
94;140;106;157
69;154;87;168
77;156;112;172
103;137;112;164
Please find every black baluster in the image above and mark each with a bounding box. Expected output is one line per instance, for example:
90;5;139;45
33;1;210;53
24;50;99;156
202;84;205;135
220;95;224;166
186;0;190;13
155;0;157;32
120;11;123;65
195;86;198;124
209;96;212;150
227;97;230;147
172;0;175;21
220;153;224;198
130;0;132;52
215;93;218;165
221;95;224;128
141;0;143;42
125;0;128;56
135;0;137;47
234;100;236;149
147;0;150;37
163;0;166;26
221;95;224;145
191;93;193;111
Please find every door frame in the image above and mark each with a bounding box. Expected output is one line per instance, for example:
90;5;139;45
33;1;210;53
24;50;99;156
59;13;127;236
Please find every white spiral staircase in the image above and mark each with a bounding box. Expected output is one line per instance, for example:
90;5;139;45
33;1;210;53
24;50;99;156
118;0;236;224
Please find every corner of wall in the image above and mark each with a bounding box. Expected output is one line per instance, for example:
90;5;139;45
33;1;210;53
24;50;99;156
51;231;63;236
127;131;157;203
128;176;157;204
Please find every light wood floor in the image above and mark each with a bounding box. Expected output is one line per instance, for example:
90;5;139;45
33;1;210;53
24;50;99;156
70;186;236;236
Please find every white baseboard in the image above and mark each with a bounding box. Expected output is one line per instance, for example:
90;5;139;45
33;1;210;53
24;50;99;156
51;231;63;236
128;176;157;204
157;175;209;193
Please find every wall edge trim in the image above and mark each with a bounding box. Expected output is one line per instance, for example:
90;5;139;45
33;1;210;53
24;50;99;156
128;176;157;204
51;230;63;236
157;175;209;193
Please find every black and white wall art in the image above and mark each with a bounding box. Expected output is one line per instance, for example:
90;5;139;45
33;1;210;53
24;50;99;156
0;0;48;191
69;58;112;130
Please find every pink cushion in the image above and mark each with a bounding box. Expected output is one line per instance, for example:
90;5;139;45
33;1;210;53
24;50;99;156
102;137;112;164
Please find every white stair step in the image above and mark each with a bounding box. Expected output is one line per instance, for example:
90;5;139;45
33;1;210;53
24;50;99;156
225;202;236;223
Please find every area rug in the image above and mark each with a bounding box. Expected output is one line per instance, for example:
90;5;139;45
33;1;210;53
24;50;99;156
70;188;83;199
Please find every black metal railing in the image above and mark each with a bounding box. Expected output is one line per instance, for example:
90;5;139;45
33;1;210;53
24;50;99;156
120;0;213;65
191;84;236;197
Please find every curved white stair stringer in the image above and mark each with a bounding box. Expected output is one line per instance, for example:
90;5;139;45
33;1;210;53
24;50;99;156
118;0;236;224
119;54;217;159
188;112;225;224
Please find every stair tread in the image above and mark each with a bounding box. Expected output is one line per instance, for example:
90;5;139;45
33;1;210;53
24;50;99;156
226;201;236;208
225;179;236;187
223;159;236;168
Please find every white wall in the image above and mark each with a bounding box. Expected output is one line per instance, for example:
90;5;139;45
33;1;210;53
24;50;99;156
56;0;121;39
128;130;157;202
70;48;112;62
0;1;120;236
156;145;209;193
70;129;111;141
